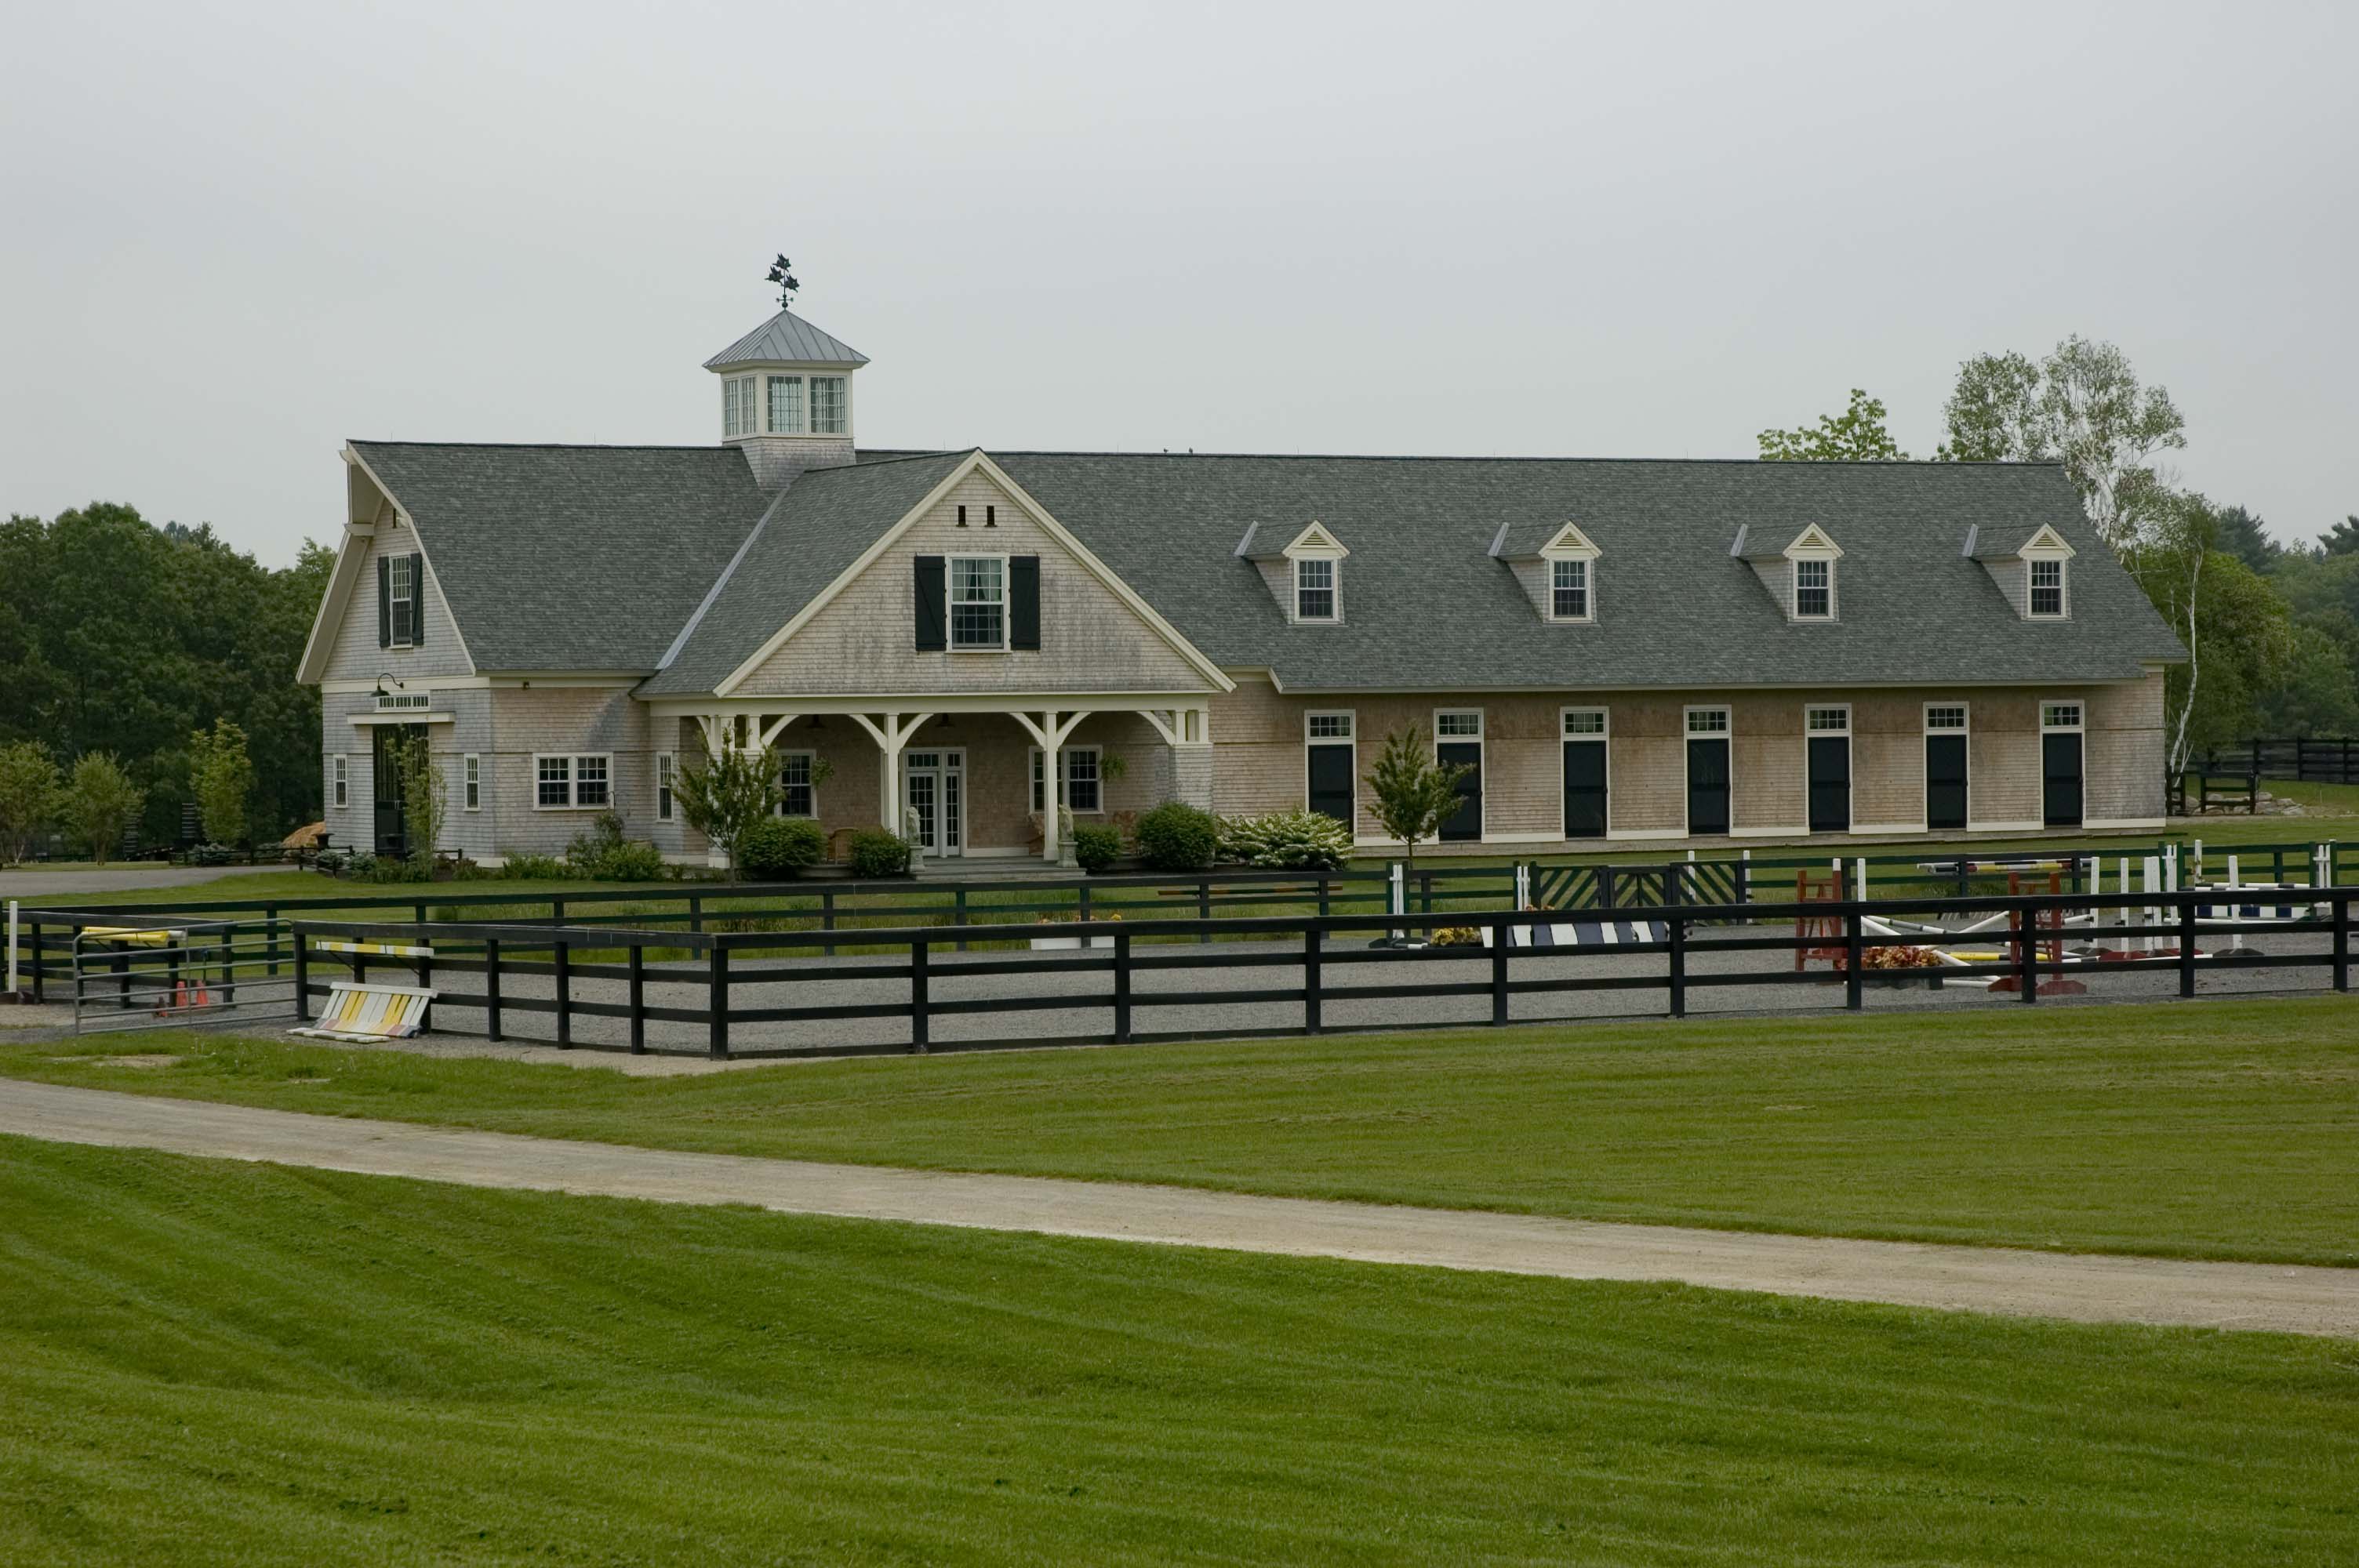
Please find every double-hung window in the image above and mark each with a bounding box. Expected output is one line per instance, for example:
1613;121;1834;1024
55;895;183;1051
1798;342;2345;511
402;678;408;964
723;376;758;438
387;555;418;645
1793;558;1833;619
2030;559;2066;618
331;756;347;809
778;752;816;817
765;375;804;434
535;754;611;809
1550;558;1590;620
1031;746;1103;814
810;376;847;434
949;556;1006;649
656;753;675;822
1294;557;1336;621
463;754;481;811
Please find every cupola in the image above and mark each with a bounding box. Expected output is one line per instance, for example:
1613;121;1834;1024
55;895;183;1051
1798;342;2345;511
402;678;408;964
705;308;869;491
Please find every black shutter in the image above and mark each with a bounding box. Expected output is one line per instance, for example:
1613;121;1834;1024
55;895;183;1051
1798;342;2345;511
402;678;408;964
1010;555;1040;650
409;552;426;648
377;556;391;647
914;556;947;651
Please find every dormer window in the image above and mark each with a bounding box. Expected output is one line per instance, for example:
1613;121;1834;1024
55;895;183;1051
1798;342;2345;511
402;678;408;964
1550;558;1590;621
1295;557;1336;621
1794;557;1833;619
2030;558;2067;618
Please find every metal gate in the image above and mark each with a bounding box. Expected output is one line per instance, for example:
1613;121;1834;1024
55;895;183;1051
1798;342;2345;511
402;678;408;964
69;918;300;1035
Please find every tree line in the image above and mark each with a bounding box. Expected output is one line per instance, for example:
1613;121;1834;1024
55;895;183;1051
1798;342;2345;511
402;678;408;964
1759;340;2357;771
0;503;329;862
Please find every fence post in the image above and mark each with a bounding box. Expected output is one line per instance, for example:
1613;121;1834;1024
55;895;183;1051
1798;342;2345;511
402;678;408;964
1318;873;1331;920
1303;925;1322;1034
265;904;278;979
4;901;13;1000
955;887;969;953
554;937;572;1048
689;894;703;935
27;920;40;1003
823;889;838;957
293;933;311;1022
1078;883;1092;923
2335;891;2350;994
627;942;646;1054
910;936;930;1053
1600;864;1616;911
416;932;432;1032
2017;902;2037;1004
1736;853;1750;908
485;937;502;1040
2179;898;2197;998
1490;923;1509;1027
707;942;729;1059
1113;929;1132;1044
1198;877;1211;945
550;896;565;929
1845;906;1863;1011
1668;912;1686;1018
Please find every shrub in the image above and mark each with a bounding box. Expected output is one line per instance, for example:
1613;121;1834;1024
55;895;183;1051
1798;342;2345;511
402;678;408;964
565;809;667;882
847;829;913;879
187;843;237;867
1134;801;1220;872
739;816;826;880
1219;809;1353;871
500;852;565;880
1072;823;1123;873
312;848;354;877
356;852;429;884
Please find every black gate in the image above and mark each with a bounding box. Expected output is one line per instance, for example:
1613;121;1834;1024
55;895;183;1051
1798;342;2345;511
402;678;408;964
2042;732;2084;827
1562;739;1607;838
1808;735;1851;833
1686;737;1730;835
1926;734;1968;831
1438;742;1482;841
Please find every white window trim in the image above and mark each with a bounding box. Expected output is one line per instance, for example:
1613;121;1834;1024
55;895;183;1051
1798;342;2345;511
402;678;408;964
1681;705;1734;838
1303;710;1357;829
722;375;758;439
776;748;820;818
1430;708;1485;841
1028;745;1105;815
2040;700;2085;733
1924;702;1971;830
386;554;420;648
2026;557;2070;619
1790;557;1837;621
1292;556;1340;623
2040;698;2087;827
656;752;675;822
331;755;347;810
1547;557;1595;623
533;752;613;811
462;753;481;812
1803;704;1852;836
946;552;1012;653
1560;707;1610;840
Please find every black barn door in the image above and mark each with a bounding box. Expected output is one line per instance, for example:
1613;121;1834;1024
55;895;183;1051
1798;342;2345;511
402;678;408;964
1307;743;1355;829
1438;742;1483;841
1807;736;1852;833
371;724;413;858
1686;738;1730;836
1925;735;1968;831
2042;732;2085;826
1562;739;1607;838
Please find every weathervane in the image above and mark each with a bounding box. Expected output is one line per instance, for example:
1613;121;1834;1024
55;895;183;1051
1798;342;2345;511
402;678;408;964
765;254;800;310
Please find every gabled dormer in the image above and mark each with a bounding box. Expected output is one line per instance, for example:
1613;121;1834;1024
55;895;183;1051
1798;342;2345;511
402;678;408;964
1237;521;1350;624
1966;524;2076;620
1732;523;1843;621
1489;521;1602;622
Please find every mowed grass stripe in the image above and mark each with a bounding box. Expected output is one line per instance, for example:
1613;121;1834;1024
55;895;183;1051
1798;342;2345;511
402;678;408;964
9;995;2357;1265
2;1137;2355;1566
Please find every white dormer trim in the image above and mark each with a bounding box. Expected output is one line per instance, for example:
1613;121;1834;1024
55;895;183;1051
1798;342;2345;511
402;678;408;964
1782;526;1841;622
1536;521;1602;561
1281;521;1350;560
1282;521;1347;624
1780;524;1845;560
2018;525;2077;560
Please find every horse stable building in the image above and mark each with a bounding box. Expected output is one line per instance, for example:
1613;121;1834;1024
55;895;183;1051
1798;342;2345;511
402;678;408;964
297;304;2185;866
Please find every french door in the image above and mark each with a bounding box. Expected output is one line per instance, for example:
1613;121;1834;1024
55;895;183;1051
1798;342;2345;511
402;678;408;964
902;750;965;856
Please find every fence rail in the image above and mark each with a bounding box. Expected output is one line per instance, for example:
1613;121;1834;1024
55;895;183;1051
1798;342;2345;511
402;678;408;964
264;882;2355;1062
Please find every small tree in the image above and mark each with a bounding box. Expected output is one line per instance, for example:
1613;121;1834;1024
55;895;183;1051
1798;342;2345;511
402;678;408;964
64;752;142;866
1364;727;1473;876
385;729;448;869
0;742;63;865
1758;388;1910;461
187;717;255;848
675;741;783;878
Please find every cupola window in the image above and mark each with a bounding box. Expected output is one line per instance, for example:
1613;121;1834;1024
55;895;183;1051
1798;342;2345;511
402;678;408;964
765;376;804;433
811;376;848;434
722;376;758;438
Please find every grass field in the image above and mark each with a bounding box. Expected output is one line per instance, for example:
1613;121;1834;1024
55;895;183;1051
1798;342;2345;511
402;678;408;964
2;1135;2354;1566
10;995;2357;1265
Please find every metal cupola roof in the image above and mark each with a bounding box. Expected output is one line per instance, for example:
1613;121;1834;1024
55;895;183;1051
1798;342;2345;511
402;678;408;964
702;307;870;369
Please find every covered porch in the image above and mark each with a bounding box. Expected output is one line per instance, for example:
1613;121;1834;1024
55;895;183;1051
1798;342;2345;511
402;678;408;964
658;695;1212;865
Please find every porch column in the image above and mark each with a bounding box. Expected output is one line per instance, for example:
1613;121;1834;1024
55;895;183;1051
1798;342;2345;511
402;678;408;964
849;713;932;834
1009;709;1092;862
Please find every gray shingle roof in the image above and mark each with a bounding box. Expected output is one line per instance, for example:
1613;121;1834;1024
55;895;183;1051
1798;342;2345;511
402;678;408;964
350;442;772;673
702;309;870;369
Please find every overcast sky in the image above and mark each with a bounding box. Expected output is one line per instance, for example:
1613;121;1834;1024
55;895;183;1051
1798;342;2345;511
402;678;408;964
5;1;2353;567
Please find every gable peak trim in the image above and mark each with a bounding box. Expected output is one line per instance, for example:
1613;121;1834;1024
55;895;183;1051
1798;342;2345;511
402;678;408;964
1281;521;1349;558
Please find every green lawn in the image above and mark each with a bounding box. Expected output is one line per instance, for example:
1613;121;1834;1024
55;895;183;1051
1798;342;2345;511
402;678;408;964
2;1136;2353;1566
11;996;2357;1265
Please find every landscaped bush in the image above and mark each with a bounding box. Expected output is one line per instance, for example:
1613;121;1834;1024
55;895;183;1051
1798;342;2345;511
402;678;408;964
187;843;237;867
565;810;667;882
1219;809;1353;871
311;849;354;877
1072;823;1123;873
355;853;431;884
1134;802;1220;872
739;816;826;879
500;853;565;880
847;829;914;879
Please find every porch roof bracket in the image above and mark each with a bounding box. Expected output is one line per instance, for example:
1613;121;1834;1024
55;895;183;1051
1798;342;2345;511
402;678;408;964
755;713;801;750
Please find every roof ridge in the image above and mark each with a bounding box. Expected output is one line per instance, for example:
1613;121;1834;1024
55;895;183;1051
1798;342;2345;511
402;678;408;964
874;448;2067;470
350;440;738;453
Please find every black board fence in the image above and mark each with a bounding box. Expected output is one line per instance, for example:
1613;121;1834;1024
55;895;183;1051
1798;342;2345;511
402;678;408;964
279;884;2357;1062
